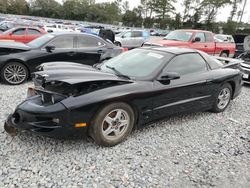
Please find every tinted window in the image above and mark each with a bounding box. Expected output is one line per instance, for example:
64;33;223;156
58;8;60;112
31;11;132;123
28;28;41;35
123;32;132;38
78;36;103;48
205;33;214;42
132;31;142;37
194;32;205;42
164;53;207;75
48;36;74;48
12;28;25;35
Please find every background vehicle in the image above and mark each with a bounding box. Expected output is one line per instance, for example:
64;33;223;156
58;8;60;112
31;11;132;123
4;47;242;146
115;30;150;48
0;21;15;32
146;29;236;57
0;33;124;85
238;51;250;83
0;27;47;43
43;24;74;33
232;34;250;57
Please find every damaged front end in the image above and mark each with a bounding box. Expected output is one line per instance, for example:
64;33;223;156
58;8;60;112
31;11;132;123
5;68;131;138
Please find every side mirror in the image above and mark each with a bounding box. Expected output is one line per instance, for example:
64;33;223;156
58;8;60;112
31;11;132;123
121;35;125;38
45;45;55;53
157;72;180;84
9;32;12;36
192;37;201;42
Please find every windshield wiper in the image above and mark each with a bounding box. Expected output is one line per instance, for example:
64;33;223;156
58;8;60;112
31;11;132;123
105;65;130;80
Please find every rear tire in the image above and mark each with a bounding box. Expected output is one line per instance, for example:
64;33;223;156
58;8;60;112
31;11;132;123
211;83;232;113
90;102;135;147
1;62;28;85
220;52;228;57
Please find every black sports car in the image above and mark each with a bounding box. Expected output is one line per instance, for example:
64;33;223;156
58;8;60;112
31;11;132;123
0;32;124;85
4;47;242;146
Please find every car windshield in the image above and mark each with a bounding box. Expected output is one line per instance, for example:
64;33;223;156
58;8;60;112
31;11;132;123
27;34;55;48
100;49;173;79
164;30;193;42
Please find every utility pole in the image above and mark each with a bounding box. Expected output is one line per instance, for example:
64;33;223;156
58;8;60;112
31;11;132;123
236;0;247;31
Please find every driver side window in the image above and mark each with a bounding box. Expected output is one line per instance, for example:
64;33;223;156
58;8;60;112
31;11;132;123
194;32;206;42
164;53;208;76
12;28;25;35
123;32;132;38
47;36;74;48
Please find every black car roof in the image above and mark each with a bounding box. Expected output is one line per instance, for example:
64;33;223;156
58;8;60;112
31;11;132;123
141;46;198;55
49;32;104;41
50;32;98;37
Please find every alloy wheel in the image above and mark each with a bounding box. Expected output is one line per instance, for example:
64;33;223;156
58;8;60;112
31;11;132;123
217;88;231;110
3;64;27;84
101;109;130;141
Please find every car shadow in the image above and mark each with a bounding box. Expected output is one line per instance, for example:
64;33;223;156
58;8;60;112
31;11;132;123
9;110;213;149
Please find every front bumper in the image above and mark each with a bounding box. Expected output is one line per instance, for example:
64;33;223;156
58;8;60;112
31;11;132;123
5;96;88;138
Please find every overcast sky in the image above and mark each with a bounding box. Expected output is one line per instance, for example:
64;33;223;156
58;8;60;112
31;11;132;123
58;0;250;23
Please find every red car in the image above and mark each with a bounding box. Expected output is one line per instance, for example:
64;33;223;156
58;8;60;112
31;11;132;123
146;29;236;57
0;27;47;43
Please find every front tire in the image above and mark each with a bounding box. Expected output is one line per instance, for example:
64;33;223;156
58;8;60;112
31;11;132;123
1;62;28;85
211;83;232;113
90;102;135;146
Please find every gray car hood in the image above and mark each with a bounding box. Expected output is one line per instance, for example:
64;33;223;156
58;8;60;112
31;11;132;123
35;62;132;85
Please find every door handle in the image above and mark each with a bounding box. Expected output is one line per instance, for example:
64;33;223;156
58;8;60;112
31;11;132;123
204;45;208;47
67;51;76;56
97;50;103;54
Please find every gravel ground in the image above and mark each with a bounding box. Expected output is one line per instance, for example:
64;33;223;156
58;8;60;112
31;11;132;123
0;82;249;188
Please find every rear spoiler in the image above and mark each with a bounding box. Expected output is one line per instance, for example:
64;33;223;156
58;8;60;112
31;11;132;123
213;56;244;69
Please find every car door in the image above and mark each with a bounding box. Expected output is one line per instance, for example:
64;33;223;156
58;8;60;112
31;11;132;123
121;31;133;47
75;35;106;65
190;32;215;55
26;35;77;71
26;28;42;43
152;53;214;120
11;28;26;43
131;31;144;47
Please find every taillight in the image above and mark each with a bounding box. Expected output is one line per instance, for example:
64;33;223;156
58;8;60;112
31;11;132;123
122;48;128;52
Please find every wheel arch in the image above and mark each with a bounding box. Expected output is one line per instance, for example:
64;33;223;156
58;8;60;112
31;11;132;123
220;50;229;57
227;81;236;99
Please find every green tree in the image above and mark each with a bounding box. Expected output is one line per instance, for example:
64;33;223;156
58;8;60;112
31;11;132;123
30;0;62;18
63;0;88;20
122;9;142;27
122;1;129;13
152;0;176;20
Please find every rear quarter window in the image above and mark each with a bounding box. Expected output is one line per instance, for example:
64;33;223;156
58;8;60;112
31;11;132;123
164;53;208;75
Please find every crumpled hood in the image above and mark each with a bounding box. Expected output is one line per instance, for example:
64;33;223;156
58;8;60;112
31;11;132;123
34;62;132;85
0;41;31;50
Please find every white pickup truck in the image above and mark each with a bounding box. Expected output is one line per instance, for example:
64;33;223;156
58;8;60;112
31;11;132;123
43;24;74;33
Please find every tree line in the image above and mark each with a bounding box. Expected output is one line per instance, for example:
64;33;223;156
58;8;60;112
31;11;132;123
0;0;249;34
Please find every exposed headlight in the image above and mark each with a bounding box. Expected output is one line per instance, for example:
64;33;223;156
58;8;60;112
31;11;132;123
27;86;37;98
